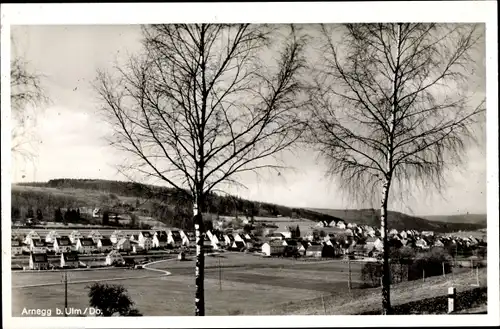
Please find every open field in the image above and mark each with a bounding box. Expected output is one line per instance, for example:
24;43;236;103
12;253;363;316
263;266;487;315
13;252;483;316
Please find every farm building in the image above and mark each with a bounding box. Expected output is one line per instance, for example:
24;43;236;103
30;239;47;253
97;238;114;253
54;237;73;253
69;230;83;244
29;253;49;270
261;241;286;256
45;230;61;243
105;250;124;266
11;239;24;255
60;252;79;268
76;238;97;254
110;230;125;244
305;244;323;257
116;238;132;252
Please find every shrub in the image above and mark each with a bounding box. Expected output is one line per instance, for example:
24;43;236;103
360;247;453;287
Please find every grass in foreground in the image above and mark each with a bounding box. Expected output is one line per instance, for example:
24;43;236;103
262;267;487;315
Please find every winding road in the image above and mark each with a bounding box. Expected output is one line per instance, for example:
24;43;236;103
12;259;173;289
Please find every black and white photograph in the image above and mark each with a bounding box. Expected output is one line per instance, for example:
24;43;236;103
1;2;498;328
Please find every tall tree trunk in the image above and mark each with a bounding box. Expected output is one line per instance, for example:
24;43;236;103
380;177;392;315
193;194;205;316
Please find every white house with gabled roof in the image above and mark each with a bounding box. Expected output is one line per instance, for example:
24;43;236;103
45;230;61;243
88;230;104;243
167;230;183;248
24;230;40;245
110;230;125;244
97;238;114;253
69;230;83;244
30;239;47;253
54;237;73;253
76;238;97;254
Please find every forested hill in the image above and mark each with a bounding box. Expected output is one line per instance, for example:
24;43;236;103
12;178;339;227
12;179;485;233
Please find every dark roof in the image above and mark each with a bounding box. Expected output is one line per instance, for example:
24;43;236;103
141;231;152;238
31;253;48;263
12;240;21;247
100;238;113;246
267;240;284;247
79;238;96;246
157;235;169;242
62;252;79;262
132;235;139;240
56;237;71;246
33;240;46;247
285;239;298;246
233;241;245;248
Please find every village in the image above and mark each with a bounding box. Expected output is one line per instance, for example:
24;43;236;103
11;212;487;272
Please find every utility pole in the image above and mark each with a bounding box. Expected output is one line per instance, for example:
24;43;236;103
347;258;352;291
62;270;68;316
218;256;222;291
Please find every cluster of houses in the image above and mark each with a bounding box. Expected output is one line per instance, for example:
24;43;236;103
12;228;198;270
13;218;486;270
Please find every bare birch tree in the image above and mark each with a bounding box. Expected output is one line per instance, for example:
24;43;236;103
307;23;485;314
11;53;49;162
94;24;306;316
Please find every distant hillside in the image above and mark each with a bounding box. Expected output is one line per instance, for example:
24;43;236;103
422;214;487;226
308;208;486;233
11;179;485;233
11;179;340;228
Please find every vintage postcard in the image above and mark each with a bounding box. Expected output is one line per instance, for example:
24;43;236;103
1;2;498;328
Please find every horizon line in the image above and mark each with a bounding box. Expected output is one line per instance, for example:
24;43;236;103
11;178;487;218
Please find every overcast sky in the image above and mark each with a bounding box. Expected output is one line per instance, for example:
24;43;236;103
10;24;487;216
